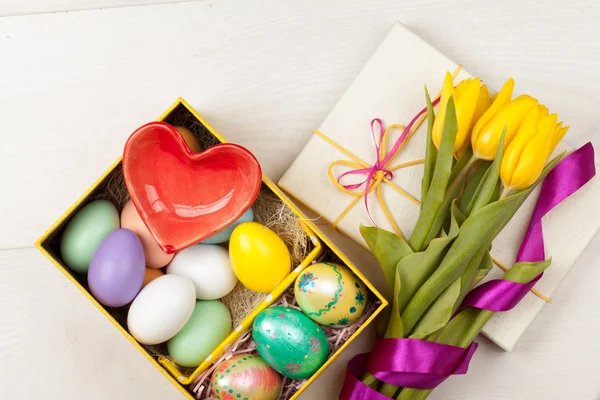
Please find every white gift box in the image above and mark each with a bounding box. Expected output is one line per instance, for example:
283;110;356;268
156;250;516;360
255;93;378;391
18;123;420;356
279;22;600;351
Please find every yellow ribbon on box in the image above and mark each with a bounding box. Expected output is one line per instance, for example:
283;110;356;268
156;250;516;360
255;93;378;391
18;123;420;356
312;65;551;303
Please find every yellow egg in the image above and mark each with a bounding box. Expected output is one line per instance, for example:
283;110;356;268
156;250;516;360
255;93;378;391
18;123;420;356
294;262;367;327
229;222;291;293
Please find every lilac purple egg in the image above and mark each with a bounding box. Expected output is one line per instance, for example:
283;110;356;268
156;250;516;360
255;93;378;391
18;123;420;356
88;228;145;307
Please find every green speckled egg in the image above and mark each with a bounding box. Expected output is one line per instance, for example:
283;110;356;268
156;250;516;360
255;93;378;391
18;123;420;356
252;306;329;379
211;354;281;400
294;262;367;327
167;300;232;367
60;200;120;273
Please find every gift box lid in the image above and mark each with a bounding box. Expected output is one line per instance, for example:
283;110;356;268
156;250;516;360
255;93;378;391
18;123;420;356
279;21;600;351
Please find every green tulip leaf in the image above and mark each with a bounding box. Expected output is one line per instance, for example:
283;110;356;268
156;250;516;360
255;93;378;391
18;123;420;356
399;258;551;400
470;127;506;213
451;199;467;226
384;269;405;339
455;247;489;309
471;250;493;287
449;146;474;183
421;86;438;206
360;225;413;336
503;258;552;283
422;151;476;246
360;225;413;295
458;161;491;215
401;174;545;334
395;206;460;318
409;96;458;252
409;277;461;340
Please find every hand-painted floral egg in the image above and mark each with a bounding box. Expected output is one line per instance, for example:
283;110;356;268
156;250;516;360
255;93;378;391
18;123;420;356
253;306;329;379
87;228;145;307
294;262;366;327
211;354;282;400
229;222;291;293
60;199;120;273
201;207;254;244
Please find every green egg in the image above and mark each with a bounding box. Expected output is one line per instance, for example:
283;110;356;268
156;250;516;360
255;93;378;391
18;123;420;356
253;306;329;379
60;200;120;273
167;300;232;367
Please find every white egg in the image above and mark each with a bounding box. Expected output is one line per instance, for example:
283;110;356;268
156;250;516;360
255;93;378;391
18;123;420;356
167;244;237;299
127;274;196;345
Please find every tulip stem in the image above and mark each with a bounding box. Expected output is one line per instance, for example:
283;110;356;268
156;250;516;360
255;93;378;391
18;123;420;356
444;155;479;204
499;185;513;200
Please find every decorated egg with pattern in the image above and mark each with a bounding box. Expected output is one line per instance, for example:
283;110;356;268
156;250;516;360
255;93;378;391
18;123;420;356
252;306;329;379
210;354;281;400
294;262;366;327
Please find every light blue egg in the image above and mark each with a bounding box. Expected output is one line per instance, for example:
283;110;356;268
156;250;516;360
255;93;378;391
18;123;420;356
201;208;254;244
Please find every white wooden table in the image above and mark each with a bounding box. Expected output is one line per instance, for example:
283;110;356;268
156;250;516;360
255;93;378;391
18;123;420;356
1;1;599;399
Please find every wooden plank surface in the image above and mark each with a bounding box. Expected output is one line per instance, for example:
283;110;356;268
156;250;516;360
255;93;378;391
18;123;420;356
1;1;600;399
0;0;205;17
2;0;600;250
0;248;185;399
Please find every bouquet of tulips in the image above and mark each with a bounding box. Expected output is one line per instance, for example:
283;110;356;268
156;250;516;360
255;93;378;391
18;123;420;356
360;72;567;399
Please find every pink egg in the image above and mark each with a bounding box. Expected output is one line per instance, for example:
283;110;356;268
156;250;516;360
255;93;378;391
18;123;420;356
121;200;174;268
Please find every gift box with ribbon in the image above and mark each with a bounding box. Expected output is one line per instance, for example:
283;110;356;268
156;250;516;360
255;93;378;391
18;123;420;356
279;21;600;351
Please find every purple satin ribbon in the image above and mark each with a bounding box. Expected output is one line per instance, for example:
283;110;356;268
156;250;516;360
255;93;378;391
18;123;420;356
340;143;596;399
367;339;478;389
462;142;596;311
340;341;477;400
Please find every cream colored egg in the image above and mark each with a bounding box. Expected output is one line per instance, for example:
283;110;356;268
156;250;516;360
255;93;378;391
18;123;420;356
167;244;237;299
127;274;196;345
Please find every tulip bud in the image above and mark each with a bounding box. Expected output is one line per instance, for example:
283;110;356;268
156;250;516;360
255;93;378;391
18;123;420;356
432;73;490;153
471;87;539;160
500;105;569;190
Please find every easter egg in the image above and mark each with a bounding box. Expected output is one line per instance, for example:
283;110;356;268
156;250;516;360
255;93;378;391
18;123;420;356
229;222;291;293
294;262;367;327
121;200;174;268
253;306;329;379
60;199;120;273
167;300;232;367
202;207;254;244
211;354;282;400
174;126;202;152
127;274;196;345
167;244;237;299
142;267;164;288
88;228;145;307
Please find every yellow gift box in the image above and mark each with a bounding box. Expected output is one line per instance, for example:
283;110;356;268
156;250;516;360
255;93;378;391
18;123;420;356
35;98;387;399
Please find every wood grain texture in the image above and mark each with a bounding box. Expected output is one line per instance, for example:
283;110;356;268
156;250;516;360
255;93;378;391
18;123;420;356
0;0;207;17
1;0;600;398
2;0;600;250
0;248;185;400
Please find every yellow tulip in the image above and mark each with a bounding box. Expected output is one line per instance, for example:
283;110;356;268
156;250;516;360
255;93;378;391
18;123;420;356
432;73;490;153
471;79;542;160
500;105;569;190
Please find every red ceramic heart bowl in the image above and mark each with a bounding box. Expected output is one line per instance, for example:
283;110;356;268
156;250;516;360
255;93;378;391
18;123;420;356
123;121;262;253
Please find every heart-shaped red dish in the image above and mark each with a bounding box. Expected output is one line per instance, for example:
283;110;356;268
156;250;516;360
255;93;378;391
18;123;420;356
123;122;262;254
